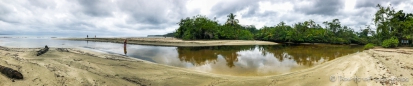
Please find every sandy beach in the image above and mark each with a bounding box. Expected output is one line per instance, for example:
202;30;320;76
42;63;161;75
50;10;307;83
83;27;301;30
0;45;412;86
61;37;278;46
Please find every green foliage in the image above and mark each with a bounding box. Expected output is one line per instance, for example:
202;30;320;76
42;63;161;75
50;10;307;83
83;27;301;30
238;30;254;40
244;25;258;34
174;13;255;40
364;43;375;50
175;15;220;40
355;38;368;45
254;19;366;44
372;4;413;46
381;37;399;48
330;37;348;44
172;4;413;47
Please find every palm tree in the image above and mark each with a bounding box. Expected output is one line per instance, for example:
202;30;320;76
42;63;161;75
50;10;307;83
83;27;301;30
226;13;240;39
226;13;239;26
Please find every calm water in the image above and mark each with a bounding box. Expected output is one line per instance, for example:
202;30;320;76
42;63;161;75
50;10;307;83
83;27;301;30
0;37;364;76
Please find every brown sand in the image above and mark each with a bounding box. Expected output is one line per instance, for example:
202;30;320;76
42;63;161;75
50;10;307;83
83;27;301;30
61;37;278;46
0;46;412;86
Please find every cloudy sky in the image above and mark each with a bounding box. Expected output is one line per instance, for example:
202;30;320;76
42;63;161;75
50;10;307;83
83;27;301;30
0;0;412;37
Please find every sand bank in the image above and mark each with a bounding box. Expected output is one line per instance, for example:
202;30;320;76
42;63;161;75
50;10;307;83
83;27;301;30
61;37;278;46
0;46;412;86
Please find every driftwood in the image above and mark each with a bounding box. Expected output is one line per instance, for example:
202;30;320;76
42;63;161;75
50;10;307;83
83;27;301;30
56;48;69;52
0;65;23;79
37;45;49;56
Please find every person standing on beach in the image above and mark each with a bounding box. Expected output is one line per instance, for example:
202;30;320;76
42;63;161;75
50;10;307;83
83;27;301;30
123;39;127;55
87;35;88;38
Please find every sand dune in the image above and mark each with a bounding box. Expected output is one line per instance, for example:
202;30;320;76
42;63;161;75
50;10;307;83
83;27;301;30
0;46;412;86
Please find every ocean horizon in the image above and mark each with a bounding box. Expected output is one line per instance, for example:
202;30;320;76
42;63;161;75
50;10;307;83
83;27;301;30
0;34;147;38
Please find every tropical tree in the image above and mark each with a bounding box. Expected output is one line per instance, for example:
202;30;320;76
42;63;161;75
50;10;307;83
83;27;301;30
175;15;220;40
226;13;239;26
323;19;341;35
172;5;413;46
225;13;240;39
372;4;413;46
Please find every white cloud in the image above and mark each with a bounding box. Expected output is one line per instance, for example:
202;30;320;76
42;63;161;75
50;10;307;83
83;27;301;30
0;0;412;36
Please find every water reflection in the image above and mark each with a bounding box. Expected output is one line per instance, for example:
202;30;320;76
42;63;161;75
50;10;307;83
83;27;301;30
177;46;255;68
177;45;362;67
0;38;364;76
174;45;363;76
258;44;362;66
124;39;127;55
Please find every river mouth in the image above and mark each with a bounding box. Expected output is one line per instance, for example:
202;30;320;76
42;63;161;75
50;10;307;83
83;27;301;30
172;44;364;76
0;37;364;76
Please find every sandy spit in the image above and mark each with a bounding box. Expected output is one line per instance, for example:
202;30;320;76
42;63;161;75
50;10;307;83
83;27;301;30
0;46;412;86
60;37;278;46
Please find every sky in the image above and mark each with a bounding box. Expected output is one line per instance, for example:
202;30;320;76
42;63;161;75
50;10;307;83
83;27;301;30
0;0;412;37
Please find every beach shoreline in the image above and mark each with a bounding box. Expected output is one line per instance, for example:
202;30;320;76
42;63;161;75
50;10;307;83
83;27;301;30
0;46;412;85
60;37;278;46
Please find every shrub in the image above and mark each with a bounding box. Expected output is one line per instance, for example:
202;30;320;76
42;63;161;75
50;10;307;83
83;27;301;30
381;37;399;48
368;38;381;45
238;30;254;40
364;43;375;50
330;38;347;44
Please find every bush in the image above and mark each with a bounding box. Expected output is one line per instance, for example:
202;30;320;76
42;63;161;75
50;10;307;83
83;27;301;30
238;30;254;40
381;37;399;48
364;43;375;50
329;38;347;44
368;37;381;45
359;38;368;44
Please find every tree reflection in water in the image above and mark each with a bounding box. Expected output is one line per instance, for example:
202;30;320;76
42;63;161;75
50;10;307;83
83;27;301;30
259;44;363;66
176;46;255;68
176;44;363;68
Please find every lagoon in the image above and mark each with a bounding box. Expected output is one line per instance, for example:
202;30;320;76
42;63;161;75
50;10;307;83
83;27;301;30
0;37;363;76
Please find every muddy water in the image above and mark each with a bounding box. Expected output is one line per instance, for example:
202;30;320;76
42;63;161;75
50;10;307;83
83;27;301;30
0;38;363;76
174;45;363;76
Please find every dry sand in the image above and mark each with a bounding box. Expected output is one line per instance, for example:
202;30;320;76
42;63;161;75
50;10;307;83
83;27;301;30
0;46;412;86
61;37;278;46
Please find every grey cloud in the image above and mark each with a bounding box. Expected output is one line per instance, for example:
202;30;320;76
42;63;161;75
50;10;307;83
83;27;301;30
243;6;259;17
117;0;188;25
28;0;57;9
1;0;412;36
294;0;345;15
57;22;97;31
0;17;20;24
244;11;278;18
115;23;173;30
211;0;258;17
0;3;18;24
0;4;10;15
77;0;114;17
241;4;279;18
355;0;403;8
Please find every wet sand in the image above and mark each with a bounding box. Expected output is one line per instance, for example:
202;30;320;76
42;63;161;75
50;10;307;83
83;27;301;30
0;46;412;86
61;37;278;46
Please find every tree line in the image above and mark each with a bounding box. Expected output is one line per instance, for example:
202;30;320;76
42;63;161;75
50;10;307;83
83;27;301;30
174;14;254;40
172;4;413;47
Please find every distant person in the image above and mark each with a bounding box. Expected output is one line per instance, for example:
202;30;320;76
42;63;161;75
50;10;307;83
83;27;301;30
95;35;96;38
87;35;88;38
123;39;127;55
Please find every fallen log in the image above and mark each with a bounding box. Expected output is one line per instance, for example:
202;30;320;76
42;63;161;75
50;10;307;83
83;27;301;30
0;65;23;79
56;48;69;52
37;45;49;56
